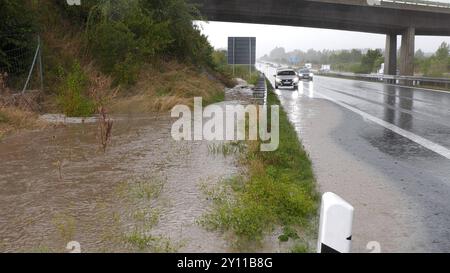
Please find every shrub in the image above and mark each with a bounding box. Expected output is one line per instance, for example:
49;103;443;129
84;0;212;86
57;62;95;117
112;54;141;86
88;21;136;74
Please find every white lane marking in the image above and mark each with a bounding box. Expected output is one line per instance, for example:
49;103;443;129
316;91;450;160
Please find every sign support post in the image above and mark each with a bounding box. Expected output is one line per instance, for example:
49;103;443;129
228;37;256;79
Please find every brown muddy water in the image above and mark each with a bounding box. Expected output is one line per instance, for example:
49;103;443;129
0;112;241;253
0;83;289;253
0;81;289;253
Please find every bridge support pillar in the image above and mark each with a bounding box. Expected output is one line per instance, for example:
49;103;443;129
399;27;415;85
384;33;397;84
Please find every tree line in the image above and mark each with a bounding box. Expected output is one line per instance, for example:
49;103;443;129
415;42;450;77
261;43;450;76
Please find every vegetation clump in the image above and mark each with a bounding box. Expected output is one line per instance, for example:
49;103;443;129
56;62;95;117
1;0;230;117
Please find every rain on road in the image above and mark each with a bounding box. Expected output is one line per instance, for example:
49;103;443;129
260;63;450;252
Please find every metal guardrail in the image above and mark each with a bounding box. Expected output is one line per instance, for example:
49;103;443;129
318;71;450;89
382;0;450;8
253;74;268;103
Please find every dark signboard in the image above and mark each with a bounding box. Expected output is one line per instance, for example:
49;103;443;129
228;37;256;65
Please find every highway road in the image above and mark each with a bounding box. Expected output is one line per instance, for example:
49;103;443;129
258;63;450;252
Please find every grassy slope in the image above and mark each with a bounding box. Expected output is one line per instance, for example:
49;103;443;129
109;61;225;114
201;78;319;251
33;1;227;115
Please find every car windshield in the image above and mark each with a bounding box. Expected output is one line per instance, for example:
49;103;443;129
278;71;296;76
299;69;310;73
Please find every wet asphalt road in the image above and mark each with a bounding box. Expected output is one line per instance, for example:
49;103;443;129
259;63;450;252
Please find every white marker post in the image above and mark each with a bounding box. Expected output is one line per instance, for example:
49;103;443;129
317;192;354;253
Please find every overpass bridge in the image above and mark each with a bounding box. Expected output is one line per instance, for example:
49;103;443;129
190;0;450;82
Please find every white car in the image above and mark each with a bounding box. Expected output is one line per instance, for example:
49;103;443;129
274;69;299;89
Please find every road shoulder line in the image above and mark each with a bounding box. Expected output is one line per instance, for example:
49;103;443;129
316;91;450;160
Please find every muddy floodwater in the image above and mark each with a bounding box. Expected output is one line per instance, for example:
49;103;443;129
0;112;241;252
0;81;289;253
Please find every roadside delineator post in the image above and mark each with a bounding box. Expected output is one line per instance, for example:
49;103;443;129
317;192;354;253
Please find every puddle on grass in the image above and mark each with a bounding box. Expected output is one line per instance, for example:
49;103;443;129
0;113;239;252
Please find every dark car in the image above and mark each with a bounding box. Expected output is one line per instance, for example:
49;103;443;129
298;68;313;80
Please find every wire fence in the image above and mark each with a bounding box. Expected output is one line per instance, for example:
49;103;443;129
0;35;43;95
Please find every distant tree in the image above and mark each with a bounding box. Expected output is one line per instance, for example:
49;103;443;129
423;42;450;77
357;49;383;73
435;42;449;60
269;47;286;60
415;49;426;60
263;42;449;76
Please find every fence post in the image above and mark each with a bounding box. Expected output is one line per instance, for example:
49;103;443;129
317;192;354;253
21;35;41;94
38;35;44;92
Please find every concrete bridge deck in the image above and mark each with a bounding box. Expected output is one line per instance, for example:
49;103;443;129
191;0;450;80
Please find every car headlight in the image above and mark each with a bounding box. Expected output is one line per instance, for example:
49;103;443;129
275;78;281;83
310;73;314;77
293;77;299;82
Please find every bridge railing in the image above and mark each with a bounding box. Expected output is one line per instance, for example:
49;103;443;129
317;71;450;90
383;0;450;8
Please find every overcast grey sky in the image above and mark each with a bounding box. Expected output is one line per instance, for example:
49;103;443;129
195;21;450;58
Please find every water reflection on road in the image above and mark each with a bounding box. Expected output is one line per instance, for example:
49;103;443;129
258;62;450;252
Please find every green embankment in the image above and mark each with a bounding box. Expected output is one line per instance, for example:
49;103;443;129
1;0;231;117
201;78;319;251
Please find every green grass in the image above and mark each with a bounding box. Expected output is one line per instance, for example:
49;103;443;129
124;230;177;253
132;208;161;230
201;79;319;249
128;176;165;200
291;242;310;253
278;226;300;242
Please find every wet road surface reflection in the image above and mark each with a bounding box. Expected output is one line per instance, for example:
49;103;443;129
259;62;450;252
260;62;450;159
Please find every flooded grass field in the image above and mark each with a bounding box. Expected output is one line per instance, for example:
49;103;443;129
0;113;238;252
0;81;298;253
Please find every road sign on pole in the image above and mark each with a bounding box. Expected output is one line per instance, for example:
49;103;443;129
228;37;256;65
317;192;354;253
